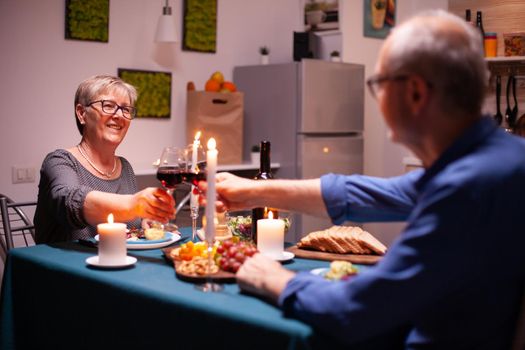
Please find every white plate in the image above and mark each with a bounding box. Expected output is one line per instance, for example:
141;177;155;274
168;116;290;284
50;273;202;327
310;267;329;277
94;231;181;250
273;251;295;262
85;255;137;268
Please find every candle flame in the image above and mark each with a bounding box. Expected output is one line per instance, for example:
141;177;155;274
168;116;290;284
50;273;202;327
194;131;201;142
268;211;274;220
107;213;114;224
207;138;216;150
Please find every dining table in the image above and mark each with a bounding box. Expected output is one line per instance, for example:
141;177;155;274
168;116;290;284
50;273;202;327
0;227;351;349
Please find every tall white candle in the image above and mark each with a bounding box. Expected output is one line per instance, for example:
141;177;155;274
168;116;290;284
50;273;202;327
97;213;127;265
190;131;201;208
205;138;218;244
257;211;285;259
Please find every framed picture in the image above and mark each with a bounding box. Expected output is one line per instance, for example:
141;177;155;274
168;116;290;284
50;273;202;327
118;69;172;119
364;0;396;39
183;0;217;53
304;0;339;32
65;0;109;42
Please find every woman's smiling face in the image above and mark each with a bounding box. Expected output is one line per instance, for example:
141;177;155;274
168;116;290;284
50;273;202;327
81;89;132;147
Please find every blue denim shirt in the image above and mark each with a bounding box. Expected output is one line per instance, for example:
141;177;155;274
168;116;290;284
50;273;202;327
279;117;525;349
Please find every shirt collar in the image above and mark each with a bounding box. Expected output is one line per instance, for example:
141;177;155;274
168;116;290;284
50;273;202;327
415;116;498;191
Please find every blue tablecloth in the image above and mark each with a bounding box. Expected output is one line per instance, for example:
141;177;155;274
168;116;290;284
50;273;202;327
0;228;337;349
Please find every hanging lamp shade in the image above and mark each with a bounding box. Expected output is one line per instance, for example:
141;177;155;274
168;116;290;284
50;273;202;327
155;0;178;42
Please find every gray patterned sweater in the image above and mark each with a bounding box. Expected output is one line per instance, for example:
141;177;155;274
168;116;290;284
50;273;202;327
34;149;141;243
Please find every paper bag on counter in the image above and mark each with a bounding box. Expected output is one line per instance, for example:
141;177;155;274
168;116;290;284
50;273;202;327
186;91;244;165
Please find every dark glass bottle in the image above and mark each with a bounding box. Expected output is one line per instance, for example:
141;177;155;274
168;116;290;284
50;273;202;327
476;11;485;55
251;141;276;243
465;9;472;25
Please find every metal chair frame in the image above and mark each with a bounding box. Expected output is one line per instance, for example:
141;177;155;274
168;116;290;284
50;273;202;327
0;195;36;252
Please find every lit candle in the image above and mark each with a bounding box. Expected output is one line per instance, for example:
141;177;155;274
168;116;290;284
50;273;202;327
257;211;285;259
190;131;201;208
97;213;127;265
205;138;218;244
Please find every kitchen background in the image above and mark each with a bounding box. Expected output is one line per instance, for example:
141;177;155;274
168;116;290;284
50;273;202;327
1;0;523;249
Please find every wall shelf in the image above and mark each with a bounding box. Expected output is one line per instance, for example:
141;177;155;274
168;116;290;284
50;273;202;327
487;56;525;76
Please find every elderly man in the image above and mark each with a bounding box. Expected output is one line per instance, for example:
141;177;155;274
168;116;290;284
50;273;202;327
200;10;525;348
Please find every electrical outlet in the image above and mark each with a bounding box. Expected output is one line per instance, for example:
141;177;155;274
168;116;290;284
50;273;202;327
12;166;36;184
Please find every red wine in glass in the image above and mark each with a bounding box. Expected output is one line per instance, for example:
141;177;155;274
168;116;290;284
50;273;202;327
156;166;183;189
180;171;206;186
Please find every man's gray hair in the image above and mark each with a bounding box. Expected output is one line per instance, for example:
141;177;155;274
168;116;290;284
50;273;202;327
384;9;488;116
74;74;138;135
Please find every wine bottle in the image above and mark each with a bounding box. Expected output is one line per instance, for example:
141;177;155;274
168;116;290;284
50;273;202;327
476;11;485;55
251;140;277;243
465;9;472;25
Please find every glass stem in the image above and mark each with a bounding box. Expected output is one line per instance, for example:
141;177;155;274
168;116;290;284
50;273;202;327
164;188;177;232
190;205;198;241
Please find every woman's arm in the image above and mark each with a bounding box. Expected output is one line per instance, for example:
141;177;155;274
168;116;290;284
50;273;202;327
82;188;174;225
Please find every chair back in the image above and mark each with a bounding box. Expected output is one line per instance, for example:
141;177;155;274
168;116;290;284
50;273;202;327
0;194;36;256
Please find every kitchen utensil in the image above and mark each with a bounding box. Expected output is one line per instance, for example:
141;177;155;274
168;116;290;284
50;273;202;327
511;74;519;129
505;75;513;129
494;75;503;125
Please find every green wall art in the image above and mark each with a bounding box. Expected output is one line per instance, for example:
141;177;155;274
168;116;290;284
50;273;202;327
183;0;217;53
118;69;172;119
65;0;109;42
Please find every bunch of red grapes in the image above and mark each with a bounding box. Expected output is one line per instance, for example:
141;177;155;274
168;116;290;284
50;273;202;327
215;239;258;273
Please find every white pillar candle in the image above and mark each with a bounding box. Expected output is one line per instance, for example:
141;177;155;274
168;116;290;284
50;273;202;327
257;211;285;259
190;131;201;208
205;138;218;244
97;213;127;265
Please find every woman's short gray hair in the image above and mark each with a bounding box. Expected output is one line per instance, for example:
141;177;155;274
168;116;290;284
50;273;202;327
74;74;138;135
384;10;488;116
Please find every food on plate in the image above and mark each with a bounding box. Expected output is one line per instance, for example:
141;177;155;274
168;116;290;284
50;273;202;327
144;227;165;241
227;216;253;240
214;239;258;273
177;257;219;276
227;215;291;241
297;225;387;255
170;241;215;261
324;261;358;281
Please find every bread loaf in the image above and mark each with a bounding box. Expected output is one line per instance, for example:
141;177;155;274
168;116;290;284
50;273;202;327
297;225;387;255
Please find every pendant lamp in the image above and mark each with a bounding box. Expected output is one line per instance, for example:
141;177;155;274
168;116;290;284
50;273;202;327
155;0;178;42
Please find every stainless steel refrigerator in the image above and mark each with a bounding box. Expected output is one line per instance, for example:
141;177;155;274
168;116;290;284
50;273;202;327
233;59;364;241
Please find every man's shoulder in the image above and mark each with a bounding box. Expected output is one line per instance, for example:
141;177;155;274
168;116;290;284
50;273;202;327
433;133;525;193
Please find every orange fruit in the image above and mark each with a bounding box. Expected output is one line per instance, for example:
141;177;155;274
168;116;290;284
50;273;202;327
205;79;221;92
221;81;237;92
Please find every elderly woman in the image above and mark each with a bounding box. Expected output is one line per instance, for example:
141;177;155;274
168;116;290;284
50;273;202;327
34;75;175;243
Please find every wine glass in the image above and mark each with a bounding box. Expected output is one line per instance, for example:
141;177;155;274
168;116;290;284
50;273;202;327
156;146;184;232
181;143;207;241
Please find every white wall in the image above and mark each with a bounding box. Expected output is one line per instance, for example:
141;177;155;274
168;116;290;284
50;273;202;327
0;0;303;203
340;0;448;245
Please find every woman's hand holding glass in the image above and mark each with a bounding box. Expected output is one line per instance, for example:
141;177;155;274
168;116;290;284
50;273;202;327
131;187;176;224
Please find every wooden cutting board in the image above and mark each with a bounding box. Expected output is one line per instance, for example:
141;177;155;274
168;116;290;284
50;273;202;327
286;245;382;265
163;247;236;283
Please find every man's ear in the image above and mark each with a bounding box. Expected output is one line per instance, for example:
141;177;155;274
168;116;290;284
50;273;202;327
75;104;86;125
406;75;430;116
